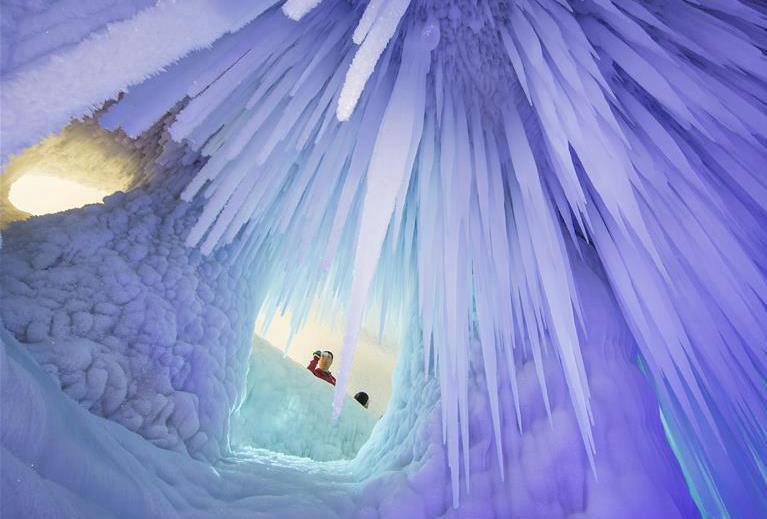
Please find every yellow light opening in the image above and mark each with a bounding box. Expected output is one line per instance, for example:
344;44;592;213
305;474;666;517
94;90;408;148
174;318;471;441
8;174;112;216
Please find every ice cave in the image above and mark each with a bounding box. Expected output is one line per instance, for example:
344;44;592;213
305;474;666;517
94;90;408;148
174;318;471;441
1;1;766;518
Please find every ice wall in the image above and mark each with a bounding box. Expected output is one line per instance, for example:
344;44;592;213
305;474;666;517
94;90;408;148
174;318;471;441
0;138;261;460
1;326;363;519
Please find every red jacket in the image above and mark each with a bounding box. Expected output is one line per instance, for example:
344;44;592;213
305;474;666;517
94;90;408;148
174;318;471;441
307;357;336;386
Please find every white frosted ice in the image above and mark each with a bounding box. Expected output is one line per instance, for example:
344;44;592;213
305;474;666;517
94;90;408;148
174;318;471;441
336;0;412;121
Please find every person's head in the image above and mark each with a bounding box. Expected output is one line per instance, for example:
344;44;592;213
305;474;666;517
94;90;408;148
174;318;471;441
318;350;334;371
354;391;369;409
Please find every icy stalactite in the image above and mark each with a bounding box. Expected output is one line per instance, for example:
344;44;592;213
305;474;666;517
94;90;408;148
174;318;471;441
353;0;388;44
282;0;326;21
336;0;413;121
333;20;437;418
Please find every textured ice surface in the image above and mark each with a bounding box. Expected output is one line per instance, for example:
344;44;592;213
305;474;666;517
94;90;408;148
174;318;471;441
0;0;154;74
0;142;259;460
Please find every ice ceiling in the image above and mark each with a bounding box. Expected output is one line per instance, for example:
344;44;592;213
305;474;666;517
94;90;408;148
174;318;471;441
1;0;766;518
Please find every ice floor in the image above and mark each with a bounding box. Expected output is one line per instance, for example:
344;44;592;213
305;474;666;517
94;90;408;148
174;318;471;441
2;0;767;518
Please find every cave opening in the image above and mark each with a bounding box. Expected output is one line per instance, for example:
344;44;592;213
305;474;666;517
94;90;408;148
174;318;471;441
9;175;112;217
229;300;403;461
1;119;136;227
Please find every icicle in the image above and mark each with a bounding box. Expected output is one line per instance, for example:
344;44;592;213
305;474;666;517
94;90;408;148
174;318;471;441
353;0;387;44
282;0;325;21
336;0;413;121
504;104;596;465
332;21;437;417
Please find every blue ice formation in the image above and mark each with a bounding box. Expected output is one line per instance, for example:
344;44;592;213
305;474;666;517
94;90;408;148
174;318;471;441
1;0;767;518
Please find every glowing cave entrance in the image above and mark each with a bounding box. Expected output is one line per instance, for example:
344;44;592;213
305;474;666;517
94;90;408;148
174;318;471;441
232;305;400;461
9;175;112;217
1;119;138;227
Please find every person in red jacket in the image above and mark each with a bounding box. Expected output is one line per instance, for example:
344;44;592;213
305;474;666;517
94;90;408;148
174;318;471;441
307;350;336;386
